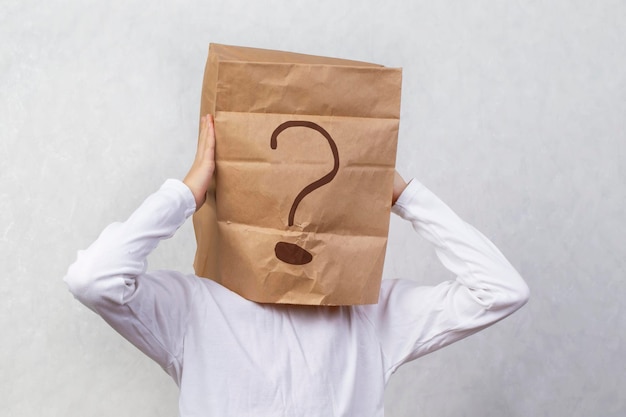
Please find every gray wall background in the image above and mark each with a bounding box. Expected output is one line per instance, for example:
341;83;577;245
2;0;624;416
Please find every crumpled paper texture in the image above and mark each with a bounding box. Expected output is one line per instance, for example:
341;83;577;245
193;43;402;305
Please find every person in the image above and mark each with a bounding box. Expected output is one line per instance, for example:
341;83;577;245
64;114;529;416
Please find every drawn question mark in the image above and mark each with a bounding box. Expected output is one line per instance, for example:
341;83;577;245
270;121;340;265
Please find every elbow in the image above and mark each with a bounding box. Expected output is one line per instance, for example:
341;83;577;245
64;254;97;306
514;279;530;309
63;251;116;308
478;270;530;315
504;271;530;312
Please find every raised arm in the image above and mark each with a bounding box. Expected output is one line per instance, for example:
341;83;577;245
63;115;216;381
361;174;530;377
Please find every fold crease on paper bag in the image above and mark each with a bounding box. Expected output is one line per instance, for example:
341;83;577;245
193;43;402;305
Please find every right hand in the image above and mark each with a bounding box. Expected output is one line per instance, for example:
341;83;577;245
392;170;407;205
183;114;216;210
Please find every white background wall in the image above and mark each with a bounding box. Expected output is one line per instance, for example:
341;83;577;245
2;0;624;416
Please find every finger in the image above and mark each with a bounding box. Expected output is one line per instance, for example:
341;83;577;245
199;114;208;136
204;115;216;161
206;115;215;144
197;114;210;156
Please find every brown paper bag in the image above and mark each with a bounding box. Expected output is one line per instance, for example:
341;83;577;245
193;43;402;305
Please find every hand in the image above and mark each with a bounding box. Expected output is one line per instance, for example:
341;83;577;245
183;114;216;210
392;170;407;205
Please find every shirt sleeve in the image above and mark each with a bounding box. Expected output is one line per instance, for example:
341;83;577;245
63;179;198;382
360;179;530;378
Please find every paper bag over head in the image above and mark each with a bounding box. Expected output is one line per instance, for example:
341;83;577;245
193;43;402;305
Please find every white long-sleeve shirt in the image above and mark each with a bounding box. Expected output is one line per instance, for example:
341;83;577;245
64;178;529;417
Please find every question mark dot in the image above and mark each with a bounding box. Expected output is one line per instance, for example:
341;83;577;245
274;242;313;265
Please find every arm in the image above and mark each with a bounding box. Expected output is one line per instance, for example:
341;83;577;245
362;173;530;376
64;115;216;380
